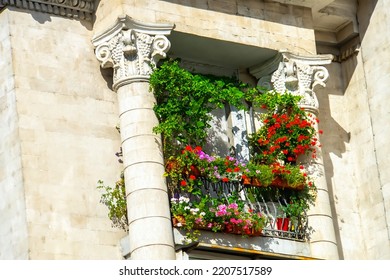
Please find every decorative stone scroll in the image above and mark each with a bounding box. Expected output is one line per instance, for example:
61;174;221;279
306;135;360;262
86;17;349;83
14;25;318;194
92;15;174;91
0;0;95;20
249;50;333;113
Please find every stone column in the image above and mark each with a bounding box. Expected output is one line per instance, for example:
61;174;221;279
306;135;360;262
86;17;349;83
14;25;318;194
250;50;339;260
92;15;176;260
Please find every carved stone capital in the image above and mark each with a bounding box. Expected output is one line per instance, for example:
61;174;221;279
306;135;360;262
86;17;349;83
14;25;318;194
0;0;95;20
250;50;333;113
92;15;174;91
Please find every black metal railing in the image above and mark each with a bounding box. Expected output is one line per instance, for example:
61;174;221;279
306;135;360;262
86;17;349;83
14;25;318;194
171;179;309;241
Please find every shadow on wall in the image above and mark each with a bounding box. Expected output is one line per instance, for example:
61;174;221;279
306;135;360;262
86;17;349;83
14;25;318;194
204;107;230;157
316;63;351;260
100;67;114;90
357;0;378;40
2;1;94;30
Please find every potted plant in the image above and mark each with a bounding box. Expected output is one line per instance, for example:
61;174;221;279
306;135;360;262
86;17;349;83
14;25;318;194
278;196;312;232
268;162;308;190
211;196;267;236
242;162;274;187
249;91;320;165
170;195;210;243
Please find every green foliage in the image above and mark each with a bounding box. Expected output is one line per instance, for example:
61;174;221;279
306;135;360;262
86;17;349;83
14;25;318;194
97;61;320;238
253;89;301;112
280;196;310;218
149;59;257;156
171;192;268;243
249;91;319;164
242;162;274;187
97;172;128;232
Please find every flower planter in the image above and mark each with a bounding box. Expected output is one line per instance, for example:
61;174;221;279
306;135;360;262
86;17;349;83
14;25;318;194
172;215;186;227
289;183;305;191
271;177;305;191
276;217;290;231
165;159;179;173
193;223;211;231
183;165;201;177
242;176;252;185
249;227;263;236
251;178;263;187
224;224;263;236
224;224;243;235
272;177;287;188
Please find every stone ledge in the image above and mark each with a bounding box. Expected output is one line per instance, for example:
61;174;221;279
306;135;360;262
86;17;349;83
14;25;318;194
173;228;314;260
0;0;94;21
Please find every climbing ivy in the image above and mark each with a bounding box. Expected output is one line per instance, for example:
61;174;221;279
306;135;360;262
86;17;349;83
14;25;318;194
149;59;258;156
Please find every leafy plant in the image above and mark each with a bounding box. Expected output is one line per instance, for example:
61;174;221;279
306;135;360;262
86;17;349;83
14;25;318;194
249;91;320;165
242;162;274;187
97;62;321;239
171;192;268;243
149;59;257;156
280;197;308;218
97;172;128;232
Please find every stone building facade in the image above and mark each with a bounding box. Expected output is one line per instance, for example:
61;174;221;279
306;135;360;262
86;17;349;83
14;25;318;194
1;0;389;260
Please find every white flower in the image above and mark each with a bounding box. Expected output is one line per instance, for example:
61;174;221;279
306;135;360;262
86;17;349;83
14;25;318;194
190;208;199;214
200;212;206;216
179;196;190;203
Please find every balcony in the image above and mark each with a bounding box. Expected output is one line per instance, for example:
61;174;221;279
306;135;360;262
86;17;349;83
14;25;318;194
170;179;313;259
171;179;310;241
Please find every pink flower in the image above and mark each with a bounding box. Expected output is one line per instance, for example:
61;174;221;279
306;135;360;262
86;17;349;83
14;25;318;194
228;203;238;210
230;218;243;225
216;204;228;216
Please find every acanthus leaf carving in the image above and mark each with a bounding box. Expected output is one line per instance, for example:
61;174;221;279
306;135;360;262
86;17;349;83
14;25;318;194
105;30;170;86
250;51;333;113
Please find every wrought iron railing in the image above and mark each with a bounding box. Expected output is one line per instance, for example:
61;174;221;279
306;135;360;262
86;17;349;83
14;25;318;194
171;179;309;242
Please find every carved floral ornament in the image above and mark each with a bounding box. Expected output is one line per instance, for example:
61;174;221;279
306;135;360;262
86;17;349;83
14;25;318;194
0;0;94;20
249;51;333;113
92;15;174;91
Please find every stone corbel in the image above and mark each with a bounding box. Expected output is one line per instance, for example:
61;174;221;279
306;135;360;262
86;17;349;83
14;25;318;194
92;15;175;91
249;50;333;113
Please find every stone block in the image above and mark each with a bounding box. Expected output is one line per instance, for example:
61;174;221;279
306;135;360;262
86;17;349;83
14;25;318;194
127;188;171;222
128;217;174;258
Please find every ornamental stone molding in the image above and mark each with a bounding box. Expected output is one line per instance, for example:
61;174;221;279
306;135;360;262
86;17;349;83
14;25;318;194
0;0;94;20
249;50;333;114
92;15;174;92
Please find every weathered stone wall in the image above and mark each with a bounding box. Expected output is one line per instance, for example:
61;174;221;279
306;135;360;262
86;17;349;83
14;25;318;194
356;0;390;259
3;7;126;259
319;55;378;259
318;0;390;259
95;0;316;55
0;9;29;260
3;0;389;260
